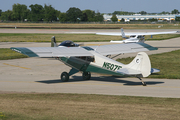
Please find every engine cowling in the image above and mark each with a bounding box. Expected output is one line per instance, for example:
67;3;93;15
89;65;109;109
59;40;79;47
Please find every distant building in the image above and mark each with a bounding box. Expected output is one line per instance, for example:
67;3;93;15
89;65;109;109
103;14;180;22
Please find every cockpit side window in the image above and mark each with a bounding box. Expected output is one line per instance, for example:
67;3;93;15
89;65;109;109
76;56;95;62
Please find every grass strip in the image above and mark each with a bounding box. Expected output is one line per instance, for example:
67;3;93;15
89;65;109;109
1;23;180;29
0;48;28;60
0;33;121;42
0;93;180;120
0;33;180;42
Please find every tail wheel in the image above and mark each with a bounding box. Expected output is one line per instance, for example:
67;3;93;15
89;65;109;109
61;72;69;82
82;72;91;80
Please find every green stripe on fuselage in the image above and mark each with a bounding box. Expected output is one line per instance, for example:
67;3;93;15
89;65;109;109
60;57;123;76
86;64;123;76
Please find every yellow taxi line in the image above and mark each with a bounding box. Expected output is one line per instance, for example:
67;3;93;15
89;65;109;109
3;63;31;70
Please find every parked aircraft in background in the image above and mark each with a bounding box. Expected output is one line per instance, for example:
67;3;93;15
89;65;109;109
96;28;178;43
11;36;159;86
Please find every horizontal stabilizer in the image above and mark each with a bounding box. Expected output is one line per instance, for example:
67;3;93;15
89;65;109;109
151;68;160;73
90;42;158;55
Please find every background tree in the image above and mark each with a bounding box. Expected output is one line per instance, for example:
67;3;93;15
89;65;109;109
1;10;13;21
29;4;44;21
59;13;67;22
81;12;88;22
160;11;170;14
94;12;104;22
82;10;95;21
171;9;179;14
111;14;118;22
66;7;82;22
112;11;135;15
121;18;125;22
175;16;180;21
12;4;29;21
44;4;57;22
56;10;61;20
138;11;147;15
0;9;2;17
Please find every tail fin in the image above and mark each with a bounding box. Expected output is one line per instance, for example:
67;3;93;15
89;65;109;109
51;36;58;47
128;52;151;77
121;28;128;39
118;52;151;77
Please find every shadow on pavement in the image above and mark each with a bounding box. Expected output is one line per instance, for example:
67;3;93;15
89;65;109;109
36;75;164;86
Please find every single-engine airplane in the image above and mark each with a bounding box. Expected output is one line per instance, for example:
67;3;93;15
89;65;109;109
96;28;178;43
11;36;160;86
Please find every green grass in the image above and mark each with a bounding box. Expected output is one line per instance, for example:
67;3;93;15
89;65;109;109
0;33;122;42
0;33;180;42
0;48;28;60
117;50;180;79
1;23;180;29
0;93;180;120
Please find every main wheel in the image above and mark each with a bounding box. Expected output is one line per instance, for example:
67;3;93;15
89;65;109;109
82;72;91;80
61;72;69;82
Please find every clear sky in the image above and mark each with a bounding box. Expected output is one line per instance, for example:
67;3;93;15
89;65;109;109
1;0;180;13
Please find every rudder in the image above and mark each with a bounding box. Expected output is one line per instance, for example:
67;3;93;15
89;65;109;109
121;28;129;39
126;52;151;77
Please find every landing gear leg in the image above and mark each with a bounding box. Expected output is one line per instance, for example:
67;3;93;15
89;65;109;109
137;77;146;86
82;72;91;80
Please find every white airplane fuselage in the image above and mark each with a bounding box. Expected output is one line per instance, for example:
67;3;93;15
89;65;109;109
59;51;125;76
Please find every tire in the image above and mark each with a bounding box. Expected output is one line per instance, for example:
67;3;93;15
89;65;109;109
61;72;69;82
82;72;91;80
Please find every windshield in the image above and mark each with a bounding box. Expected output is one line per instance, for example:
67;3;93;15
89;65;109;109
59;40;75;47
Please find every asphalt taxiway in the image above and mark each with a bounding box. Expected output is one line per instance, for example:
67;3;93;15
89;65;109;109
0;29;180;98
0;57;180;98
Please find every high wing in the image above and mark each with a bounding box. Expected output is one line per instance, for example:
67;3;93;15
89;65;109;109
10;47;93;57
90;42;157;55
130;31;178;36
11;42;157;57
96;31;178;36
